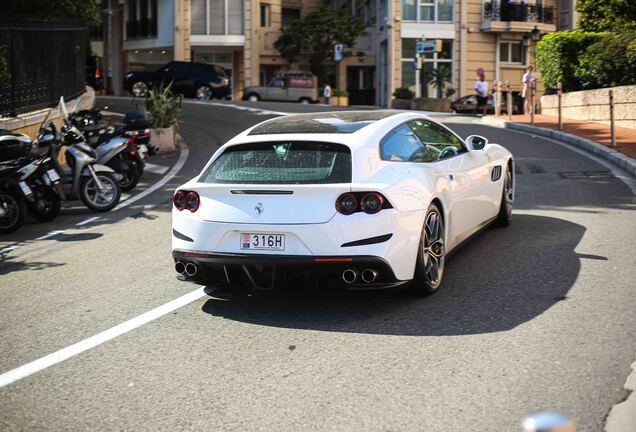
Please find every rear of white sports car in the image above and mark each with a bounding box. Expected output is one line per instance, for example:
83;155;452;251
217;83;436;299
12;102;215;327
172;114;425;292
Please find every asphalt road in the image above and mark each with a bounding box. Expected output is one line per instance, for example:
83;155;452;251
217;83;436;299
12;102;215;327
1;99;635;431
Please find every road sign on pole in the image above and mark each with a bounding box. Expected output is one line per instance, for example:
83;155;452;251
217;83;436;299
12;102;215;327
334;44;343;62
416;40;436;54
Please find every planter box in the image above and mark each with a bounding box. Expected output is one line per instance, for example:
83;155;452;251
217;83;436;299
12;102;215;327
330;96;349;107
391;98;412;109
151;126;177;152
410;98;451;112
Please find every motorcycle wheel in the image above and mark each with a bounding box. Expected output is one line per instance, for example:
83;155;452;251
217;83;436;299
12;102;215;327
0;189;27;234
27;190;62;222
119;160;141;192
79;172;121;212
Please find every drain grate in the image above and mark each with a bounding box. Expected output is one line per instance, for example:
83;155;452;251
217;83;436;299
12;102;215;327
558;170;613;179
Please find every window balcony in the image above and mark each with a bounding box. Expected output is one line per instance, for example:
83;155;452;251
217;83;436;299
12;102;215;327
481;1;556;33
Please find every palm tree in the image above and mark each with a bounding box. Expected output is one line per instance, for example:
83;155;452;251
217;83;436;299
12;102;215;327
427;66;451;99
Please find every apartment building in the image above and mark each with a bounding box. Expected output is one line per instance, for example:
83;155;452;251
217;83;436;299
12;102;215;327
99;0;564;105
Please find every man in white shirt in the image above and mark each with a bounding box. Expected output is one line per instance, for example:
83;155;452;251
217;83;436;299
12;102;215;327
522;66;535;115
323;83;331;105
474;74;489;115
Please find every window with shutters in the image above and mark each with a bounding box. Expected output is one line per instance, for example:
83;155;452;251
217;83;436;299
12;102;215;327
190;0;244;36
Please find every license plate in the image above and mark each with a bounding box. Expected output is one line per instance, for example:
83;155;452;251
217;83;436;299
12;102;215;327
240;233;285;251
46;169;60;182
18;181;32;196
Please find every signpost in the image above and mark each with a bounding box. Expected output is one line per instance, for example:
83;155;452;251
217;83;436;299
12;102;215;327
416;40;436;54
333;44;343;62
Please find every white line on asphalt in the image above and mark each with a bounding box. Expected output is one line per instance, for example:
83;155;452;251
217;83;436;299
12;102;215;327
121;193;131;201
35;230;65;240
194;101;290;116
144;162;169;175
114;146;189;211
0;246;18;254
76;216;100;226
0;286;208;388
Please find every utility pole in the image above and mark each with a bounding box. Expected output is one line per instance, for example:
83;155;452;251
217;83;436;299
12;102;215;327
104;0;115;94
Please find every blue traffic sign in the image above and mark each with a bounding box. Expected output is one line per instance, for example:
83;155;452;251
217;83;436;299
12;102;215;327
416;40;435;54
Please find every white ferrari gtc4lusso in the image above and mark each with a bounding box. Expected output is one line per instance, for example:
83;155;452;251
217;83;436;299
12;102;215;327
172;110;513;294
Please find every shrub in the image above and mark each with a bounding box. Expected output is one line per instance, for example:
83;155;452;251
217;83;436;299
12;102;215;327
393;87;415;100
575;29;636;89
333;89;349;97
143;82;182;129
536;31;603;91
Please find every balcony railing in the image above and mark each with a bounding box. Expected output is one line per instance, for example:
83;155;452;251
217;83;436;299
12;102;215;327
126;18;158;40
483;1;554;24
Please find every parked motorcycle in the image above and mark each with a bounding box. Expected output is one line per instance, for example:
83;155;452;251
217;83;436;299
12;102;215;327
0;161;27;234
34;114;122;212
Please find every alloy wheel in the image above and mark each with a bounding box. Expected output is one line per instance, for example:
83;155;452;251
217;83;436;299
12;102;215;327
423;210;445;288
84;176;117;208
0;194;19;229
503;169;513;218
196;86;212;101
132;81;148;97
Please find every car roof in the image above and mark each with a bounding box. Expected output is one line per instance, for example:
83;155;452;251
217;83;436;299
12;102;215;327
247;110;401;136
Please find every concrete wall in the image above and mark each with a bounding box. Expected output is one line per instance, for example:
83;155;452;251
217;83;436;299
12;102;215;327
541;85;636;130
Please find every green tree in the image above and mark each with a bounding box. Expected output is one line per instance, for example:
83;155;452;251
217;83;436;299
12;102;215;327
274;8;366;84
576;0;636;32
426;66;451;99
576;30;636;89
0;0;100;24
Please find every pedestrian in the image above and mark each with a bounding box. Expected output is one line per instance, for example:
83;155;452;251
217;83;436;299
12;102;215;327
522;66;535;115
323;83;331;105
474;74;489;116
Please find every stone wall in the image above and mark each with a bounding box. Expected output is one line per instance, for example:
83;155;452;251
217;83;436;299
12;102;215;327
541;85;636;130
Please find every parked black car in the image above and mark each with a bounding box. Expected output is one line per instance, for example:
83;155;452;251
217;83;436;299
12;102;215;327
451;93;523;115
123;61;230;100
86;56;104;91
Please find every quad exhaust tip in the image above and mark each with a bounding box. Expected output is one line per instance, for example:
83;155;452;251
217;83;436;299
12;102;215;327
185;262;198;277
175;261;185;274
361;269;378;283
342;269;358;284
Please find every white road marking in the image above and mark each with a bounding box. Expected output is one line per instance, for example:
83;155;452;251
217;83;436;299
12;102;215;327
0;286;208;388
114;147;189;210
143;162;169;175
35;230;65;240
121;193;131;201
76;216;100;226
197;101;289;116
0;246;18;254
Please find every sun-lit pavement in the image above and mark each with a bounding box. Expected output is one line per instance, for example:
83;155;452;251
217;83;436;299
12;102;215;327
0;99;635;431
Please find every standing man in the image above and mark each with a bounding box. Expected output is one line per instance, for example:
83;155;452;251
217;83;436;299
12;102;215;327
474;74;489;116
522;66;535;115
323;83;332;105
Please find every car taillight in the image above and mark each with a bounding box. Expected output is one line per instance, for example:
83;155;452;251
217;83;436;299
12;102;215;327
360;193;384;214
335;192;391;215
185;191;200;212
173;190;200;212
335;193;357;215
95;67;100;79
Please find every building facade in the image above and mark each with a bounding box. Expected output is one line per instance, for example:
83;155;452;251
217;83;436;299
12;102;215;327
97;0;565;105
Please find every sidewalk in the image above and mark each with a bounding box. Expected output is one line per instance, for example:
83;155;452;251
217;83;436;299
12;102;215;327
493;114;636;159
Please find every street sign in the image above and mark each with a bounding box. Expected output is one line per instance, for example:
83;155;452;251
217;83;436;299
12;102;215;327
334;44;343;62
416;40;435;54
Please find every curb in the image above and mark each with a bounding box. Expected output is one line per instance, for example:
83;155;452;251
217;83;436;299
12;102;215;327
482;117;636;178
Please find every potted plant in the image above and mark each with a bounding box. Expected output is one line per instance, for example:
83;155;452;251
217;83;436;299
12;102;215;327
331;89;349;107
392;87;414;109
143;82;182;152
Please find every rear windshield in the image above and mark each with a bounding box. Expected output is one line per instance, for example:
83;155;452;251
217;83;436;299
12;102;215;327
199;141;351;184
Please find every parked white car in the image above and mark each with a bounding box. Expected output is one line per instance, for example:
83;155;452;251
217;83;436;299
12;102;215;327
172;111;514;294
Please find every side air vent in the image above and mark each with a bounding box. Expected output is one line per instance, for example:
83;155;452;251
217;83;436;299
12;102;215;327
491;166;502;182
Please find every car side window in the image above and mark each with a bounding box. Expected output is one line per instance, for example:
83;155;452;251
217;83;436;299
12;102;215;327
380;124;434;163
409;119;465;160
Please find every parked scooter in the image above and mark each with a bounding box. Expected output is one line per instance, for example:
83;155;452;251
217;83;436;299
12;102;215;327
34;109;122;212
16;153;65;222
0;161;27;234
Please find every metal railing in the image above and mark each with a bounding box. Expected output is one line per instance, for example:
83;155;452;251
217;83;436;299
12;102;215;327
0;19;86;117
483;1;555;24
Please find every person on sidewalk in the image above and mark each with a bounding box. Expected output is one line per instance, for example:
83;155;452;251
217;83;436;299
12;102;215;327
474;74;489;116
323;83;331;105
522;66;536;115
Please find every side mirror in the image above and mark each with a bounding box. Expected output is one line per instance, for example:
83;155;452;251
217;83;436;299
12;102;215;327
465;135;488;151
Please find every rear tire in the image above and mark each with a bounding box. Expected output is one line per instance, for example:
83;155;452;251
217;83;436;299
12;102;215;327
495;165;513;227
299;98;310;104
79;173;121;212
0;189;26;234
119;158;141;192
27;190;61;222
409;203;445;295
195;85;212;101
247;94;259;102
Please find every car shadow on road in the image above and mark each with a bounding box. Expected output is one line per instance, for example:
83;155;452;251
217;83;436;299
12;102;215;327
200;214;587;336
